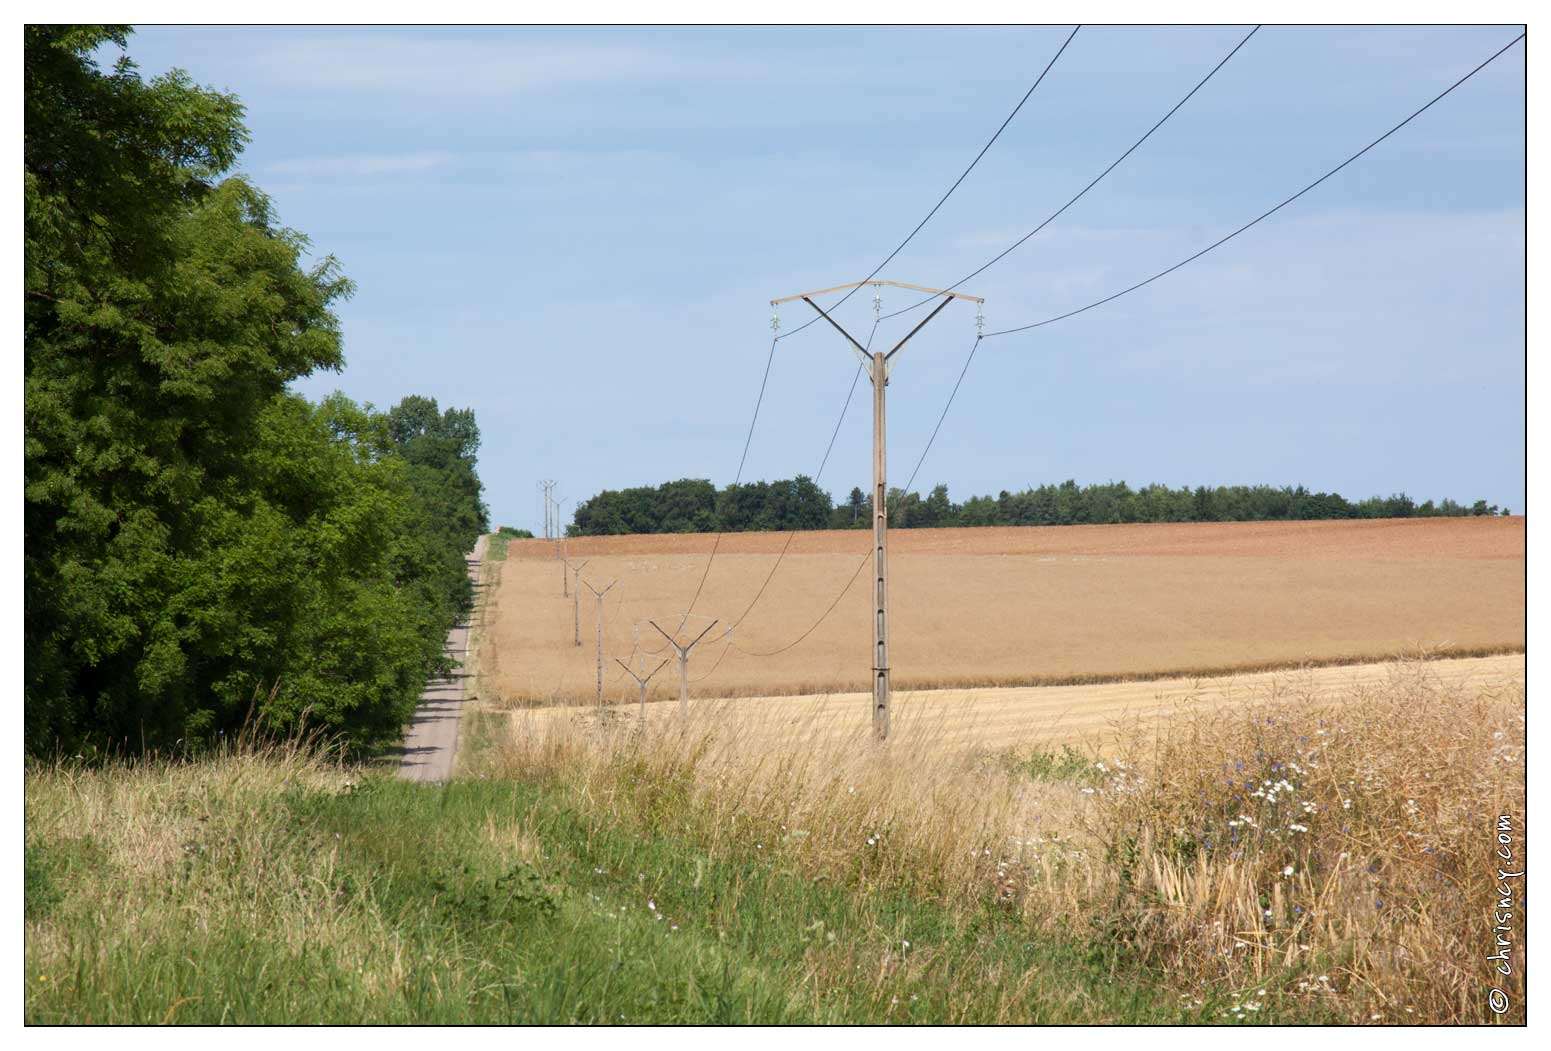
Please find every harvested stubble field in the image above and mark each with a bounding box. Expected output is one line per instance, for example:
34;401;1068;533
495;654;1525;758
477;518;1523;708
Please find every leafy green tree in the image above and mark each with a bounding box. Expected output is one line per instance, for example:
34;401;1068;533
24;27;486;755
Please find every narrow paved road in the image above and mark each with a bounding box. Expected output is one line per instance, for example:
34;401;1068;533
397;535;487;782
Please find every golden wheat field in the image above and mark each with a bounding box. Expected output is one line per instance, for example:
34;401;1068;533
501;653;1525;756
475;518;1523;708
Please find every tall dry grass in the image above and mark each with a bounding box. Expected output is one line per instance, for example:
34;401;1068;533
471;659;1525;1023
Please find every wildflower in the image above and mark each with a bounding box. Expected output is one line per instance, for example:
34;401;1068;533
648;900;656;911
1283;865;1294;876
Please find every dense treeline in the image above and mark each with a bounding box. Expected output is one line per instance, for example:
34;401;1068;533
24;27;486;755
569;477;1509;536
570;477;832;535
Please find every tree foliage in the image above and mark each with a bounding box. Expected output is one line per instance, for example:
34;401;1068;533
570;476;833;535
568;477;1509;536
24;27;486;755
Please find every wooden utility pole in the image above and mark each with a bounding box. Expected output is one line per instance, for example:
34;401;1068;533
771;280;982;740
553;498;568;560
582;578;616;704
869;344;890;739
648;619;719;719
537;480;557;540
570;560;590;645
560;536;574;596
614;657;671;717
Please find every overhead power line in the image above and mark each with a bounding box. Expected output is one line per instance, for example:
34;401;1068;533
689;317;879;683
682;332;779;614
711;27;1256;674
687;28;1080;617
899;30;1525;497
982;31;1526;339
902;334;984;495
881;23;1261;323
779;25;1081;342
731;552;871;658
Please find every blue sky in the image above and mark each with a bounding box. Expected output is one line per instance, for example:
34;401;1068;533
120;25;1525;530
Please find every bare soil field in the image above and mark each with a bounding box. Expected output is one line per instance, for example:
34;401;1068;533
477;517;1523;707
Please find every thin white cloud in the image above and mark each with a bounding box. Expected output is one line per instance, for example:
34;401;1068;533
266;151;456;178
234;33;818;95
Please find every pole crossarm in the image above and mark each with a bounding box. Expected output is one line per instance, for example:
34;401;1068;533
615;656;672;716
615;657;670;685
802;297;872;368
648;618;719;654
771;279;984;306
649;618;719;718
885;296;954;360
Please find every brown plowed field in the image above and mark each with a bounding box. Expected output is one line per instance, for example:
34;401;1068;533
477;518;1523;707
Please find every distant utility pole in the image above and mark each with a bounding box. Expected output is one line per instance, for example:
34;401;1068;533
614;657;671;717
582;578;617;704
570;560;590;645
553;498;568;559
537;480;558;540
770;280;982;741
649;619;719;719
559;531;577;593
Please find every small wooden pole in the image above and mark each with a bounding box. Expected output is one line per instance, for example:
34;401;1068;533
582;578;615;704
571;561;589;645
615;657;670;718
649;619;719;719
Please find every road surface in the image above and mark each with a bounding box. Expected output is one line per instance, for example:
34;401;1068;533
397;535;487;782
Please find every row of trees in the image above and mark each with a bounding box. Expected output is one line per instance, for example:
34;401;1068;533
568;477;1509;536
24;27;487;755
569;477;832;536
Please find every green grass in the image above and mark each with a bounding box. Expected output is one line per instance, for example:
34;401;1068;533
485;532;510;562
1010;745;1095;784
24;758;1247;1024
